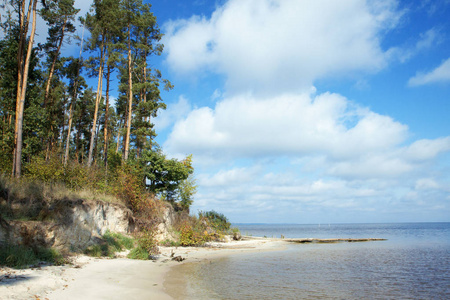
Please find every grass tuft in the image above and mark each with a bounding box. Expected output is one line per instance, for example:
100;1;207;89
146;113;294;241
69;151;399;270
84;231;134;258
127;247;149;260
0;244;66;269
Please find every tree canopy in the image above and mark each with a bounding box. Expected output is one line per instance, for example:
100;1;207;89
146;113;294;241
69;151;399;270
0;0;194;210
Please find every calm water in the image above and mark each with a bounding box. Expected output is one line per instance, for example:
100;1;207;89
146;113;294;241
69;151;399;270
165;223;450;299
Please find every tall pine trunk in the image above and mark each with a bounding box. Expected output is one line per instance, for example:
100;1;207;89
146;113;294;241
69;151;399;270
103;64;111;166
87;37;104;166
87;61;103;166
13;0;37;178
124;24;133;160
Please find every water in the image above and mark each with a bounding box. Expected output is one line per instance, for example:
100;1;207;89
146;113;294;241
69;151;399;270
165;223;450;299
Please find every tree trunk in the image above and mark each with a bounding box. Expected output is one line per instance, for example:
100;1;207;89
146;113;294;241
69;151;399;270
87;63;103;166
124;24;133;160
88;38;104;166
115;118;122;154
13;0;37;178
64;101;73;166
103;64;111;166
65;23;85;166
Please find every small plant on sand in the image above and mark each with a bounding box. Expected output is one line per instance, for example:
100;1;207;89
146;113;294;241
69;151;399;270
231;227;242;240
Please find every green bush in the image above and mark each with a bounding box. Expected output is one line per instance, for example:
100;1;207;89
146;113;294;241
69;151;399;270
127;246;149;260
0;244;65;268
84;244;103;257
84;231;134;258
175;213;211;246
159;239;180;247
114;162;145;212
199;210;231;233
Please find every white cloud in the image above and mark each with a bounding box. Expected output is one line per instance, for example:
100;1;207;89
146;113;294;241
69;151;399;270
198;166;262;187
404;137;450;161
408;57;450;86
163;0;400;94
388;28;441;63
415;178;439;190
165;91;409;164
153;95;191;131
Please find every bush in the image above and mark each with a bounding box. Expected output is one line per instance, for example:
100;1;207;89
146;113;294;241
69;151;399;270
199;210;231;233
84;231;134;258
175;213;211;246
127;246;149;260
0;244;65;268
114;162;145;212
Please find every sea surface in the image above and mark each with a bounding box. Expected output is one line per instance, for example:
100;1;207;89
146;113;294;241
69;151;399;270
165;223;450;299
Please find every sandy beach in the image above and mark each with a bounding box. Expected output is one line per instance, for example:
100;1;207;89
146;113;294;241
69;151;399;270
0;238;284;300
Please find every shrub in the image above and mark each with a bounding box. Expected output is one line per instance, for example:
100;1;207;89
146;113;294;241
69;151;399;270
24;155;65;183
0;244;65;268
84;231;134;258
134;229;159;255
159;239;180;247
199;210;231;233
0;244;36;268
114;162;145;212
175;212;211;246
127;246;149;260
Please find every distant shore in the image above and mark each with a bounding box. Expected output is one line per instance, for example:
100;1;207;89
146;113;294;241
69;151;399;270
0;237;285;300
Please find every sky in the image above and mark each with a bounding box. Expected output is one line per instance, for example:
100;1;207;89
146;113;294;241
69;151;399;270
13;0;450;224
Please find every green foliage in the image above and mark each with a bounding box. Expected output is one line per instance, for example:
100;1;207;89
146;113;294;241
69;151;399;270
127;246;149;260
84;244;103;257
140;150;194;206
177;174;197;211
199;210;231;233
135;229;159;255
114;162;145;212
159;239;180;247
84;231;134;258
175;213;211;246
0;244;65;268
103;231;134;250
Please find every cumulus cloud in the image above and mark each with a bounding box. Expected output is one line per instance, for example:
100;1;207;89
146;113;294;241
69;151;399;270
163;0;400;94
153;95;192;131
408;57;450;86
404;137;450;161
160;0;450;223
165;91;409;163
166;90;450;221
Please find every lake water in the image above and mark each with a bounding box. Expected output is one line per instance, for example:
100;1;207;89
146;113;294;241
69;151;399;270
165;223;450;299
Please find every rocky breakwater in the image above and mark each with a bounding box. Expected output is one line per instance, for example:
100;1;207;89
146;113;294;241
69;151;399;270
0;199;135;251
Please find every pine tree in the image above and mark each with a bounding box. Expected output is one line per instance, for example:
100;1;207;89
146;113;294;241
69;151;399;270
12;0;39;178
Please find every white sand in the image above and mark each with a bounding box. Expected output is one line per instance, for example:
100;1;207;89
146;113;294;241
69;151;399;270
0;238;284;300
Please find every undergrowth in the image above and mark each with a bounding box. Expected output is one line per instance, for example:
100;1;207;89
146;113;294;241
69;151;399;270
0;244;66;269
84;231;134;258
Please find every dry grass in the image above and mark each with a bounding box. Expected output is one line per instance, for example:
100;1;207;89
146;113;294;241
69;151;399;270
0;175;123;220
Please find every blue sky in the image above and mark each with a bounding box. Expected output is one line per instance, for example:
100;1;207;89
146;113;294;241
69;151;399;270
41;0;450;223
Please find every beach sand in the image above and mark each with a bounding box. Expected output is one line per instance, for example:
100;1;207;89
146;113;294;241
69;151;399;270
0;238;284;300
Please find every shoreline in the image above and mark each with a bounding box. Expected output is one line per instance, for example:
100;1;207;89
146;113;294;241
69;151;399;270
0;237;285;300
